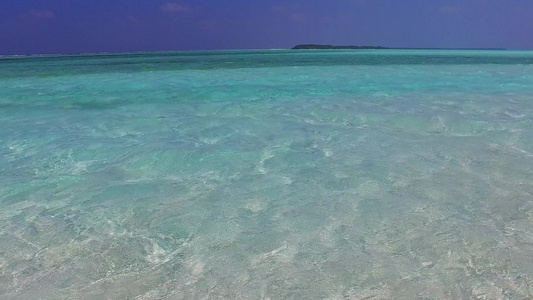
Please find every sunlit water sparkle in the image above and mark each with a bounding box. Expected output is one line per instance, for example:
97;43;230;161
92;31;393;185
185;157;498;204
1;50;533;299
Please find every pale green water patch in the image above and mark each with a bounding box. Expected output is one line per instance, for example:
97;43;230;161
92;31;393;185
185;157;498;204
1;50;533;299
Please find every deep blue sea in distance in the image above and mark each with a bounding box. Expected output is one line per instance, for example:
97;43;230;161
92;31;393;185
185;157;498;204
1;50;532;299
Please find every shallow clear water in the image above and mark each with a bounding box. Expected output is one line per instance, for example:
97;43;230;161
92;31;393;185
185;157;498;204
1;50;533;299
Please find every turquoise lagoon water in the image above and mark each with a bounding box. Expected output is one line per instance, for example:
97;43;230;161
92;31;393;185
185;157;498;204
1;50;533;299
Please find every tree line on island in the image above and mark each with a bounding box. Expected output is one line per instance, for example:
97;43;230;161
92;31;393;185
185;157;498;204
292;44;388;50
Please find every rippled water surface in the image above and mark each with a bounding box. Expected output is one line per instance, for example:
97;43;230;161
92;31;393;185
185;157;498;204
1;50;533;299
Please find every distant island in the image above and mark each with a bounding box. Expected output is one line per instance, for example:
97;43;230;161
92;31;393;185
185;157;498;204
292;44;506;50
292;44;388;50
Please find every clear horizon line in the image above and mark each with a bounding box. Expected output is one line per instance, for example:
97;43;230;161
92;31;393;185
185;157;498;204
2;47;532;58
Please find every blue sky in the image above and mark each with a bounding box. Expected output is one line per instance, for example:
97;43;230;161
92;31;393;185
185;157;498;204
1;0;532;54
